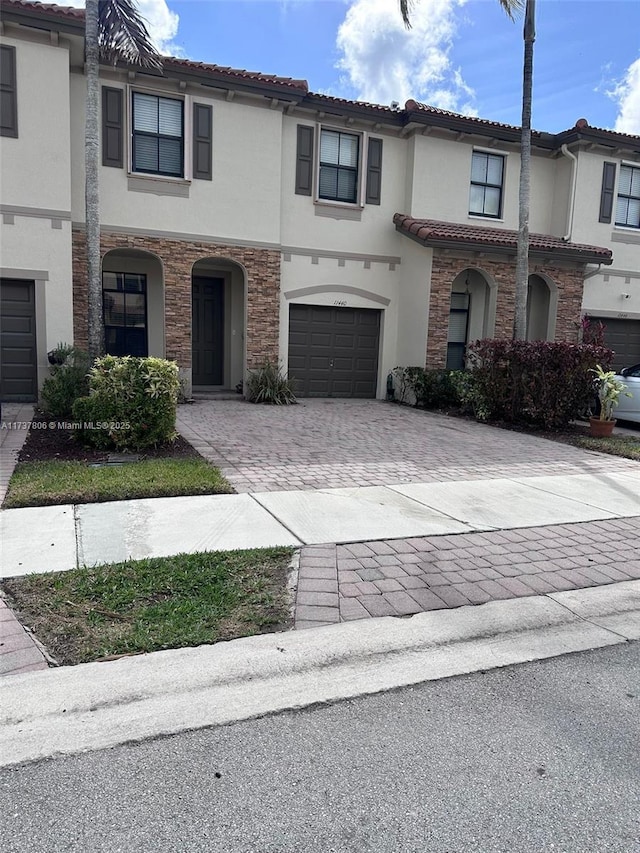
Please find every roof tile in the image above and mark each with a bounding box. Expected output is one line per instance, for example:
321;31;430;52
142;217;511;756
393;215;613;263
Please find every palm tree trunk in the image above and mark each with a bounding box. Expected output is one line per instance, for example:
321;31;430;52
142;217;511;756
85;0;104;360
513;0;535;340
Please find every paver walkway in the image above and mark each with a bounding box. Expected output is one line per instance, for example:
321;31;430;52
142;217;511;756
178;399;637;493
294;517;640;628
0;403;33;503
1;404;49;675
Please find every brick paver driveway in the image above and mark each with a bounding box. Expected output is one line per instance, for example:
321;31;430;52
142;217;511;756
177;398;636;493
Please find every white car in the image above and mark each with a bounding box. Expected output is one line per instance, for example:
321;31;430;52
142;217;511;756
615;365;640;424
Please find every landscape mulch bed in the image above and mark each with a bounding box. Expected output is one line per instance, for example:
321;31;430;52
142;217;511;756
19;409;202;464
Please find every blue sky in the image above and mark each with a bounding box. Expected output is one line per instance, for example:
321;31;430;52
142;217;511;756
70;0;640;134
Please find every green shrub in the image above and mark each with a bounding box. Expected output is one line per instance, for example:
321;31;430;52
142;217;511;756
465;339;613;429
447;370;490;420
41;344;91;418
246;361;297;405
392;366;458;409
72;355;180;450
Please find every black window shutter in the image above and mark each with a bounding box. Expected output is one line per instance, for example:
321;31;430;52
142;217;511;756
366;137;383;205
599;161;617;223
102;87;123;168
0;45;18;138
295;125;314;195
193;102;212;180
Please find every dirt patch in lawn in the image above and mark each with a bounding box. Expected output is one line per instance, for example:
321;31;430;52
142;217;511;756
19;409;200;464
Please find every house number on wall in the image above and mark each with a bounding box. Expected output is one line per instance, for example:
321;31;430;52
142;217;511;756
334;300;347;306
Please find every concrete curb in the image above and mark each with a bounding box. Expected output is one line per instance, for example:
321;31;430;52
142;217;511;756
1;581;638;768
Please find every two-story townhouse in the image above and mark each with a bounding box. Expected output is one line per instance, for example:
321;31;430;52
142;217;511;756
556;121;640;367
1;0;638;404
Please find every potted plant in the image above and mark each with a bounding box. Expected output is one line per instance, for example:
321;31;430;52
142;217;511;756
589;364;631;437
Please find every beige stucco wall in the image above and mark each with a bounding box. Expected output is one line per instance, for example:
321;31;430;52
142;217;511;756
69;72;283;245
406;135;557;234
570;149;640;320
0;35;71;211
395;240;431;367
280;117;408;255
0;217;74;390
0;34;74;393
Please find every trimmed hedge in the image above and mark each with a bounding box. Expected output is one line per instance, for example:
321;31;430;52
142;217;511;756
464;339;613;429
41;345;90;418
72;355;180;450
392;366;458;409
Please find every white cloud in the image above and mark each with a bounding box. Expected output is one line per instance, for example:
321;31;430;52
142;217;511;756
336;0;475;112
610;56;640;134
64;0;180;56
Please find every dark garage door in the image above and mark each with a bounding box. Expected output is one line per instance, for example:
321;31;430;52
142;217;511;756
0;279;37;401
591;317;640;370
288;304;380;398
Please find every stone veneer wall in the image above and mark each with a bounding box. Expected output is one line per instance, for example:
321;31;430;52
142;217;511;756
72;229;280;374
426;249;586;368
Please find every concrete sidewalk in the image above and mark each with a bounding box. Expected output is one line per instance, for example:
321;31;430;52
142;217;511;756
2;471;639;578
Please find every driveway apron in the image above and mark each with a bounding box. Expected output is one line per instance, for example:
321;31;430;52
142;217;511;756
177;399;636;493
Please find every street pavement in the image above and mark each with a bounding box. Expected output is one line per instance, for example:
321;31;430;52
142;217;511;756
1;641;637;853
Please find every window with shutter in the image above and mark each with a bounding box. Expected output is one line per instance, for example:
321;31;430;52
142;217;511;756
132;92;184;178
0;45;18;138
469;151;504;218
102;87;123;167
615;164;640;229
319;129;359;204
598;161;617;223
366;137;383;205
295;125;314;195
193;102;212;180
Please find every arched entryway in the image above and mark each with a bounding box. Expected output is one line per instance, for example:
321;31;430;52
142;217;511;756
526;273;557;341
446;268;496;369
191;258;246;391
101;249;164;357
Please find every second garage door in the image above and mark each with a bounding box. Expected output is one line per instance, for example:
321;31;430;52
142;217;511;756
288;305;380;398
591;317;640;370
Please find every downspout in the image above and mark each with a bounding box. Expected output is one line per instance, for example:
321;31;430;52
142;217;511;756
560;144;577;241
583;264;603;280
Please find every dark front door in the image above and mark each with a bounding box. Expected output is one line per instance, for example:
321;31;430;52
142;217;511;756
192;277;224;385
0;278;37;401
288;304;380;398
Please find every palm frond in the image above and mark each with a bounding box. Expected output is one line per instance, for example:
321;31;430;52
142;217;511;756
498;0;525;21
98;0;163;70
398;0;414;30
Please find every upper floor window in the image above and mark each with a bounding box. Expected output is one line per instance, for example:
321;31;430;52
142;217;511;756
132;92;183;178
469;151;504;218
615;164;640;229
319;129;359;204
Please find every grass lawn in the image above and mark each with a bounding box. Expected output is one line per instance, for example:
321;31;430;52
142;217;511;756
560;433;640;462
2;547;294;665
3;457;234;508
